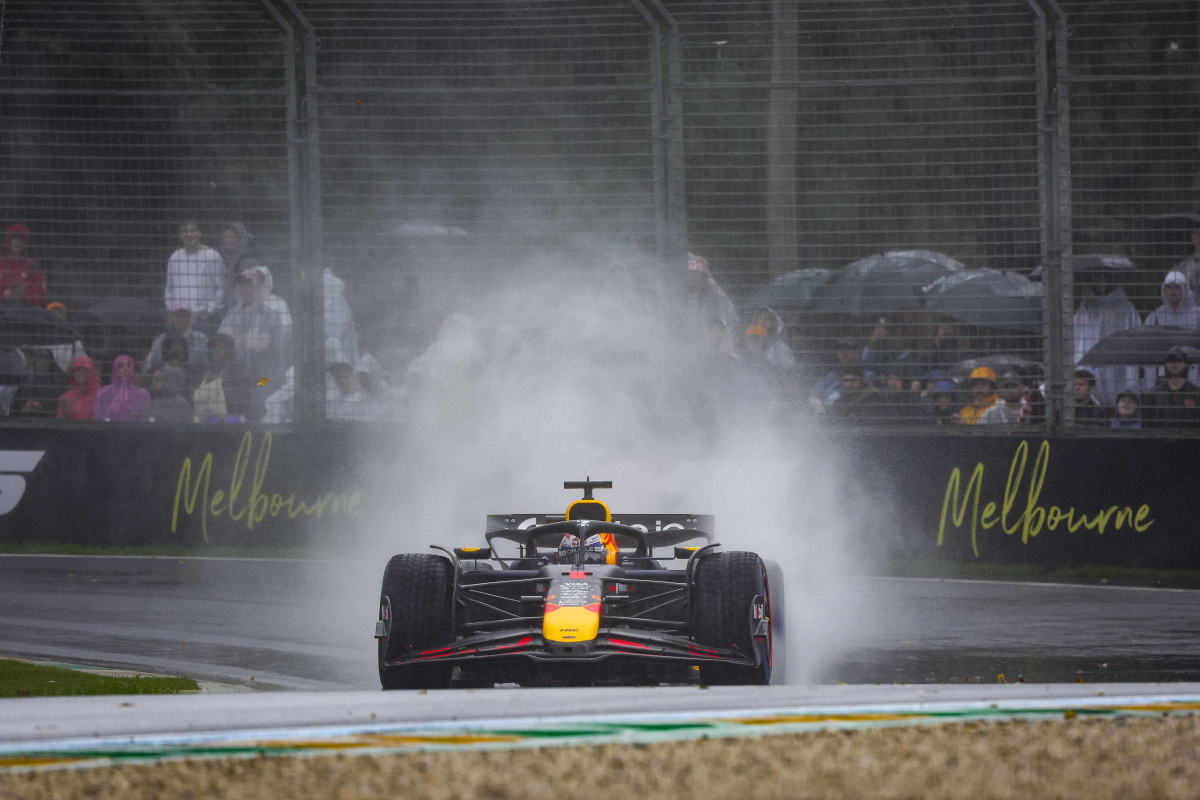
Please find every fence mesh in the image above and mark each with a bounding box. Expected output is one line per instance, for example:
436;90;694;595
1063;0;1200;429
298;0;659;376
670;0;1047;426
0;0;1197;431
0;0;294;422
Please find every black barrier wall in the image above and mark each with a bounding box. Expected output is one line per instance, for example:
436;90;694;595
0;428;1196;568
850;434;1200;569
0;427;370;548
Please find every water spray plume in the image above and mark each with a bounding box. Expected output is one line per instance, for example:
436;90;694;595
324;250;885;685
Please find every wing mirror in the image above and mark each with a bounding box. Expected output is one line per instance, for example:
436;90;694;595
454;546;492;559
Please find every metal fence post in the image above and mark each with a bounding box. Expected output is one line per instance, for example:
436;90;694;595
257;0;303;426
627;0;667;263
1034;0;1073;433
646;0;688;272
277;0;326;428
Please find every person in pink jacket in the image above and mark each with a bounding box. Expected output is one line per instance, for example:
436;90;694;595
93;355;151;422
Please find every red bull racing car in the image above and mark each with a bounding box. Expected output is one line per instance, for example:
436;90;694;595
375;479;784;688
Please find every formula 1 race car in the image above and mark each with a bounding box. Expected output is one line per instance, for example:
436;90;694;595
375;479;784;689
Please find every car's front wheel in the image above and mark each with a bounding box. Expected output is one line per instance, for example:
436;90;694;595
691;551;773;685
377;553;455;690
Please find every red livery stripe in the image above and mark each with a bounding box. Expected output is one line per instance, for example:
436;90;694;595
493;636;534;650
608;637;649;649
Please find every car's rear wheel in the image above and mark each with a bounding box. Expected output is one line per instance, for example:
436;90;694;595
692;551;772;685
378;553;455;690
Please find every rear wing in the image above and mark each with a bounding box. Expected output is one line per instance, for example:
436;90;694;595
486;513;714;550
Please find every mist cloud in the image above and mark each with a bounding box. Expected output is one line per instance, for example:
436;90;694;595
331;248;885;684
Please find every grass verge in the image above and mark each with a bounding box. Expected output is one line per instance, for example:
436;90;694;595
0;660;198;698
883;557;1200;589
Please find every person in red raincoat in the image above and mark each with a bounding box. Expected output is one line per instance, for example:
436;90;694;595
0;224;49;306
57;356;99;420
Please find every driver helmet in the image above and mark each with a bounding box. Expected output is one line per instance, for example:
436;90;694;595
583;533;607;563
557;533;580;563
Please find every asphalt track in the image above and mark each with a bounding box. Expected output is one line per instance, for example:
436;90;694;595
2;555;1200;691
2;554;1200;750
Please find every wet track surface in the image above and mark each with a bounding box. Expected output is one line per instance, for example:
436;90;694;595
0;556;1198;690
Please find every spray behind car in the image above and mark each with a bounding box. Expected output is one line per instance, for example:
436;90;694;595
319;250;891;685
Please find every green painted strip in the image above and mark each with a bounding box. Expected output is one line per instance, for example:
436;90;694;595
3;701;1197;773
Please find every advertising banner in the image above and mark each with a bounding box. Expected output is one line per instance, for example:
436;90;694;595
851;434;1198;568
0;427;369;548
0;427;1196;568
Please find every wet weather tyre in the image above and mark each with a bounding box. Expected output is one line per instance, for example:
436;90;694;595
378;553;455;690
692;551;773;685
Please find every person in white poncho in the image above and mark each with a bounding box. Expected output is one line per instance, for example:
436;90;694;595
1142;270;1200;386
1074;276;1141;407
218;266;292;410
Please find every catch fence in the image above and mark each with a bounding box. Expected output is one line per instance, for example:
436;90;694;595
0;0;1196;433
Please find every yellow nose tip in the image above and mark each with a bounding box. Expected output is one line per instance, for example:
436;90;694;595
257;378;268;386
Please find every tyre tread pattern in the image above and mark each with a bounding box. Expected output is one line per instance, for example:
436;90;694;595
378;553;454;689
692;550;768;685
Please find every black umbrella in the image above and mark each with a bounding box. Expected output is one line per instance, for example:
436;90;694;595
748;268;835;310
79;297;167;331
0;305;81;348
922;269;1043;333
1028;254;1136;282
950;354;1041;380
813;251;964;317
1079;326;1200;367
1070;254;1136;272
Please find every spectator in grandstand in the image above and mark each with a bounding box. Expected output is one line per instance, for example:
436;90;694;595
1020;372;1046;426
144;306;208;378
14;348;69;418
220;222;257;273
1143;270;1199;329
218;266;292;397
877;367;919;423
263;365;294;424
1175;220;1200;295
977;371;1025;425
956;366;997;425
356;353;403;420
926;377;959;425
706;318;738;362
0;224;48;306
1142;346;1200;429
326;338;375;421
811;337;874;408
864;318;920;381
1074;271;1140;406
324;268;358;369
44;302;88;375
146;363;193;424
687;253;739;351
219;222;259;311
1111;390;1142;430
157;334;195;391
744;309;795;368
1072;369;1109;427
826;366;880;421
911;322;970;385
192;333;254;422
56;355;99;421
93;355;151;422
164;220;226;337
